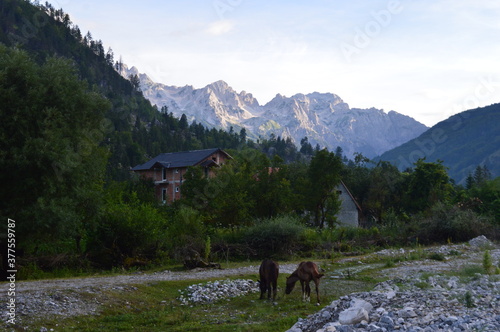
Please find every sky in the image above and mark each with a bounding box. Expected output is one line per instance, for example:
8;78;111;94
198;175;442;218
47;0;500;127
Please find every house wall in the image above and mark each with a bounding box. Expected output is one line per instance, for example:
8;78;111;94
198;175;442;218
204;150;231;174
160;167;185;203
135;168;173;203
136;167;186;203
336;184;359;227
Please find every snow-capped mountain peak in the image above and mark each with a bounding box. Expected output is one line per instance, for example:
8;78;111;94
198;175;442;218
121;66;428;158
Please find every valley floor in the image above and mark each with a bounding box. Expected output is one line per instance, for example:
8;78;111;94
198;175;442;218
1;236;499;331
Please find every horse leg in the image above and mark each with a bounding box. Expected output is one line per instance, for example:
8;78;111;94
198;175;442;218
259;278;266;299
272;279;277;301
314;278;320;304
300;280;306;301
305;282;311;302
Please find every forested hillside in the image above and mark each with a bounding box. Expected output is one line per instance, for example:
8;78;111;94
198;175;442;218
377;103;500;184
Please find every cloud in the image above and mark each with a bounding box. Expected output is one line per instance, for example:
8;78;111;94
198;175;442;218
206;20;234;36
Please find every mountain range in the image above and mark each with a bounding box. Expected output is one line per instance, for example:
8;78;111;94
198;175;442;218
123;66;428;159
4;0;496;185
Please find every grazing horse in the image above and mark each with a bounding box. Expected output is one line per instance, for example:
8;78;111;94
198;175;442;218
259;259;279;300
285;261;324;304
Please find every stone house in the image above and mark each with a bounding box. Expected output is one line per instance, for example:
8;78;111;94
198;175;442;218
132;148;232;204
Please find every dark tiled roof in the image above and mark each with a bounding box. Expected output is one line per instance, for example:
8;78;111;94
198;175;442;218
132;148;227;171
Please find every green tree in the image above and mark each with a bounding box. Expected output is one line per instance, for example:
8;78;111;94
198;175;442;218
473;165;491;186
466;177;500;224
128;74;141;92
87;187;168;267
252;155;294;218
365;161;404;222
239;127;247;143
179;113;189;130
307;149;343;228
208;160;255;227
0;45;110;250
180;165;210;209
404;159;453;213
300;137;314;155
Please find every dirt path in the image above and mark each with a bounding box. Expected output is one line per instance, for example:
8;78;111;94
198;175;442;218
2;263;298;295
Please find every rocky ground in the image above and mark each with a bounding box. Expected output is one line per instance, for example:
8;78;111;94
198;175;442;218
288;236;500;332
1;236;499;331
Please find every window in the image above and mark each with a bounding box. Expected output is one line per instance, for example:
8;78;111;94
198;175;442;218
175;168;179;174
175;187;180;193
162;189;167;203
162;168;167;181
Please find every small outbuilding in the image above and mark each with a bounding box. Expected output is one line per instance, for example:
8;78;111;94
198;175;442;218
335;181;362;227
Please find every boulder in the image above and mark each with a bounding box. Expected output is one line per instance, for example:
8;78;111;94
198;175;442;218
338;299;373;325
468;235;492;249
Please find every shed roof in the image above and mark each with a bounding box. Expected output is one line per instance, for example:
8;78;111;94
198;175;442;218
132;148;230;171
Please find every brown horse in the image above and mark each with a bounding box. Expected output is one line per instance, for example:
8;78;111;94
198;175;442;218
285;261;324;304
259;259;279;300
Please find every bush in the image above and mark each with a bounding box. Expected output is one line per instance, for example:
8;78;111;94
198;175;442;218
415;202;495;244
483;250;493;274
243;215;307;259
428;252;446;261
86;193;169;267
166;206;208;263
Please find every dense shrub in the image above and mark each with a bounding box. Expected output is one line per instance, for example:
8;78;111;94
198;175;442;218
165;206;208;262
210;228;249;261
243;215;307;259
416;202;495;243
86;193;168;267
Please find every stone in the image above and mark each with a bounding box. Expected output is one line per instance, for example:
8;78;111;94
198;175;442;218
321;310;332;319
398;307;418;318
350;298;373;313
379;315;394;327
468;235;492;249
386;290;396;299
286;328;302;332
336;325;354;332
339;307;369;325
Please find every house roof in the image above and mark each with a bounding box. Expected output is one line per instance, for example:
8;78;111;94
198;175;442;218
132;148;230;171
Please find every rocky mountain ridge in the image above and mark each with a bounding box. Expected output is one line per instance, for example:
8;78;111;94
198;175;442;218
123;66;428;158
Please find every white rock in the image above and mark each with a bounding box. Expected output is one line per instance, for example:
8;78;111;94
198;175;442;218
350;298;374;312
339;307;369;325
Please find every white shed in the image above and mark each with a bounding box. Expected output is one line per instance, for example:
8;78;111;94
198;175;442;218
335;181;362;227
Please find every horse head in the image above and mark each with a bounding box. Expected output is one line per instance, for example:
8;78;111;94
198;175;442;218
285;274;298;294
